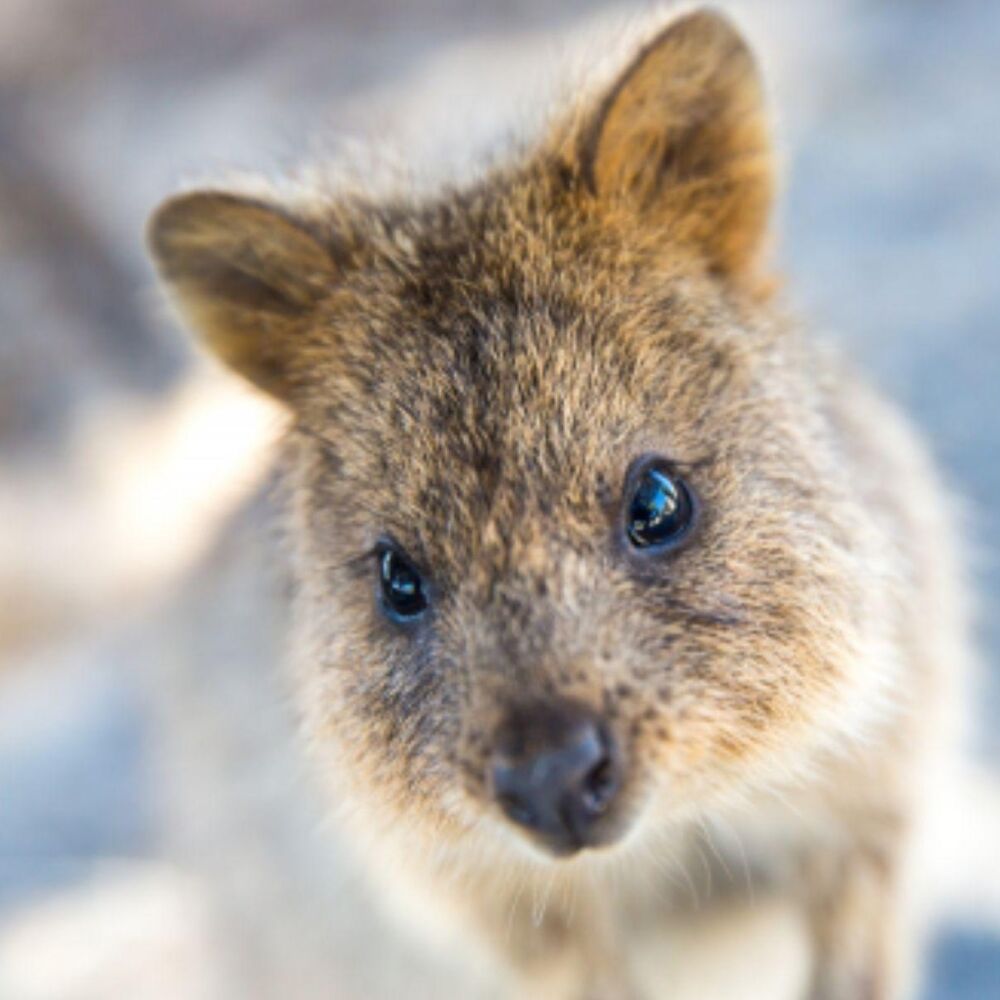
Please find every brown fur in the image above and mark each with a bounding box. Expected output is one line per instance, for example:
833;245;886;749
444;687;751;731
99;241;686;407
148;10;967;998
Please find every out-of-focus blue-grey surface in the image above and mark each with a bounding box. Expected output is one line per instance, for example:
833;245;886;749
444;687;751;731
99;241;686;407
0;635;151;913
783;3;1000;767
0;0;997;995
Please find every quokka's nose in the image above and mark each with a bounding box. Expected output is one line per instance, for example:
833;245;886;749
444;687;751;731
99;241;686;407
490;701;623;854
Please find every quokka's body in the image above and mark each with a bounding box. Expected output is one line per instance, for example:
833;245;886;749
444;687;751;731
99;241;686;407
148;10;969;999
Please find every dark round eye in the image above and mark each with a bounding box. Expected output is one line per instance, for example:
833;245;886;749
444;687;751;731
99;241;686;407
379;547;428;620
626;462;695;550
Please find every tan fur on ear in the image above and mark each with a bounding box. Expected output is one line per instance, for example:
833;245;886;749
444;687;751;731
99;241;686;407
148;192;337;398
579;9;773;277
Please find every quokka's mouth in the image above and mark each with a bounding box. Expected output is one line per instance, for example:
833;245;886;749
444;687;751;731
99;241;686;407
526;818;631;860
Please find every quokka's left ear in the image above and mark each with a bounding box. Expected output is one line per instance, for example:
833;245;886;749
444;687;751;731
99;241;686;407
147;191;339;402
578;9;773;278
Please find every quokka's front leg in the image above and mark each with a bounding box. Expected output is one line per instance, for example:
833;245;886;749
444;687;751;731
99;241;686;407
506;927;643;1000
805;843;912;1000
510;947;642;1000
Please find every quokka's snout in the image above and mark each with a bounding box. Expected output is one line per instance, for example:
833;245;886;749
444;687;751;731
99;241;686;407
490;699;626;856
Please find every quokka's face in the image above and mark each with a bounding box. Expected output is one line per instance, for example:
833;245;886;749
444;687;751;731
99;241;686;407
150;11;874;862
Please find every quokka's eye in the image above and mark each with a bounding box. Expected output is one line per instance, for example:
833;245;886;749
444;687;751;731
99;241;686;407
625;460;696;550
378;546;428;620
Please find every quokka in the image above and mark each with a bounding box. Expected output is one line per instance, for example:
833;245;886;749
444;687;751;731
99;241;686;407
148;9;969;999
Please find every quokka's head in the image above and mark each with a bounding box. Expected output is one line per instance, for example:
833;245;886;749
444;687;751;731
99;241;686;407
149;11;884;864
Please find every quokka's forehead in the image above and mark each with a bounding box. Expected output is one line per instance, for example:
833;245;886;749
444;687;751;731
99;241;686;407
305;187;764;559
340;297;666;465
317;300;744;579
333;263;748;463
335;189;741;387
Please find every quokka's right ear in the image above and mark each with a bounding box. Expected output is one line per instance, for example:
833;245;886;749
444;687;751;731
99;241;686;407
576;9;773;279
147;191;338;400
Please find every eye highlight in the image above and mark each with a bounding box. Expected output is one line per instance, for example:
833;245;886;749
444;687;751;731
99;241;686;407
378;546;428;620
625;460;696;550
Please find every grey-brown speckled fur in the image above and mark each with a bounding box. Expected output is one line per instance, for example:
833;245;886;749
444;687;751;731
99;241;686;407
147;10;969;998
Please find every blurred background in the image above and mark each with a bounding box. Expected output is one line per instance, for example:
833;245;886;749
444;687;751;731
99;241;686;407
1;0;998;996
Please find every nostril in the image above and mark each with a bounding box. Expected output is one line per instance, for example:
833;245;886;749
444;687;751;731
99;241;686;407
580;754;619;816
496;790;536;829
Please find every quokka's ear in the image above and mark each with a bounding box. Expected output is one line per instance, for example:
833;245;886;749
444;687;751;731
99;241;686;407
147;191;338;400
578;9;773;277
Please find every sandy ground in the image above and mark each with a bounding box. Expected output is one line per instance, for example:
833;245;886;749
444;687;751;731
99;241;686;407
1;0;998;996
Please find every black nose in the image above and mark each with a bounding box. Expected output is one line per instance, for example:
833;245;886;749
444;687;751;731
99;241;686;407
490;701;623;854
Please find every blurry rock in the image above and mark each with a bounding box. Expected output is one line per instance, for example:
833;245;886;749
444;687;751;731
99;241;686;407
0;371;281;660
0;863;225;1000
